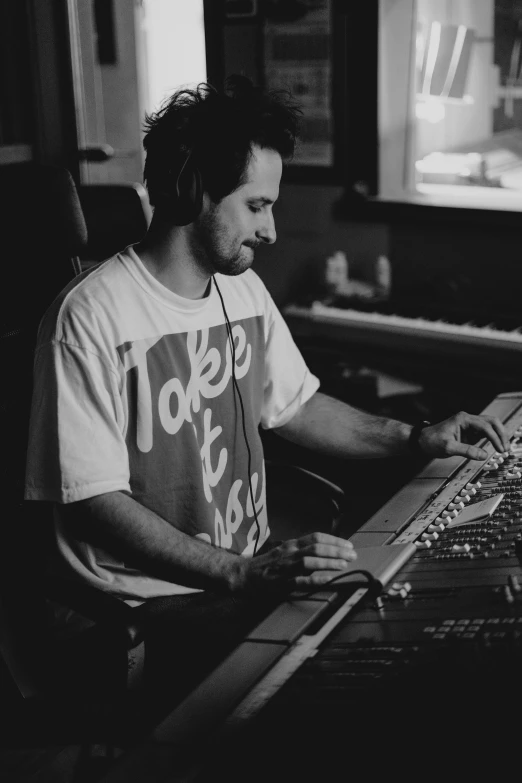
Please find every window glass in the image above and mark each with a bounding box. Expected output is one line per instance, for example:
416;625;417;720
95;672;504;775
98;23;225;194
141;0;207;114
380;0;522;211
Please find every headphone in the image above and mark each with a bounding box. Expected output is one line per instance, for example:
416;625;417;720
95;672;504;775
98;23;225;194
161;148;204;225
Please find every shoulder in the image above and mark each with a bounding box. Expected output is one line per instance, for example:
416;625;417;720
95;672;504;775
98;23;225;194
38;254;129;348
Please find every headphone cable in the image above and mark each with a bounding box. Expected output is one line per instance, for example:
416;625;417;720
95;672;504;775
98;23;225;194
213;276;262;555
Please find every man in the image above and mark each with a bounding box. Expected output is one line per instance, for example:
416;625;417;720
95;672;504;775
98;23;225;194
25;78;508;692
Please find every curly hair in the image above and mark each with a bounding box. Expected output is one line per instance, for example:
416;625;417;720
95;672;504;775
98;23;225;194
142;75;301;209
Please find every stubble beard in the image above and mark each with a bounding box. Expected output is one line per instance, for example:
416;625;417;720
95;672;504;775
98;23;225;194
192;206;256;277
213;244;255;276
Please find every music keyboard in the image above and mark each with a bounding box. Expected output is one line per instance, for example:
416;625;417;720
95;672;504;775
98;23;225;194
284;302;522;354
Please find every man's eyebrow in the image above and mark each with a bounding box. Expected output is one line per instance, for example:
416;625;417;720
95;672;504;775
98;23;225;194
248;196;274;205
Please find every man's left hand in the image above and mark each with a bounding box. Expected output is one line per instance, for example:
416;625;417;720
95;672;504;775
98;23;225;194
418;412;510;460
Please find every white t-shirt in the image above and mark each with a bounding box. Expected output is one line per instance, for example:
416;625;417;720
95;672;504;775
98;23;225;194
25;248;319;600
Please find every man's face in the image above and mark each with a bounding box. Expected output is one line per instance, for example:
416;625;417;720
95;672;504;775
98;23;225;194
192;145;282;277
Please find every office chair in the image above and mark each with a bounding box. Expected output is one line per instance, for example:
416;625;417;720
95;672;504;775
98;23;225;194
0;163;88;521
264;459;345;540
0;165;155;756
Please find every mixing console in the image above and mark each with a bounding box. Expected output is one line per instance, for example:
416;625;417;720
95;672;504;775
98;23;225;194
237;393;522;777
100;393;522;783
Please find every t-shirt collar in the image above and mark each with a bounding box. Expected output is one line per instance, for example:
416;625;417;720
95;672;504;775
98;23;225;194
121;246;215;312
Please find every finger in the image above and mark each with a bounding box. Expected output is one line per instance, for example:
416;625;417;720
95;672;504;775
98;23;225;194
475;418;508;453
261;542;355;574
486;417;510;452
296;532;355;549
299;542;357;560
448;441;488;461
459;414;506;454
299;555;356;573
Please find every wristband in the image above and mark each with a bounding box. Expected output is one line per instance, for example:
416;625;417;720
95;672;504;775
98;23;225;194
408;420;431;457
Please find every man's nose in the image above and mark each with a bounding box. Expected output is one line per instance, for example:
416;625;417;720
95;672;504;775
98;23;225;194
257;212;277;245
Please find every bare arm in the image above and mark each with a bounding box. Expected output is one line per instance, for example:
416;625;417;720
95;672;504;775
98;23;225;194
275;392;510;460
63;490;357;594
274;392;412;458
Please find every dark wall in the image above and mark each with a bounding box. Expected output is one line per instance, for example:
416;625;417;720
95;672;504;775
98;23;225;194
255;180;522;330
0;0;34;145
253;182;388;307
388;218;522;322
253;177;522;432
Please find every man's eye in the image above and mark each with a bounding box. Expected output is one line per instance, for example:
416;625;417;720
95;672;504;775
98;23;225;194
249;205;261;213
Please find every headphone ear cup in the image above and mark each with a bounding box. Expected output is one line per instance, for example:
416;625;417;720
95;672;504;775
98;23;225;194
174;157;203;225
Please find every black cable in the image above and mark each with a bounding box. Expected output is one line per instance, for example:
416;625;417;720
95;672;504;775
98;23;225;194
294;569;380;600
213;276;262;554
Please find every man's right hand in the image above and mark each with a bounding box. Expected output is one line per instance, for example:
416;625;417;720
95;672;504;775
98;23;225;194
63;493;357;596
233;532;357;594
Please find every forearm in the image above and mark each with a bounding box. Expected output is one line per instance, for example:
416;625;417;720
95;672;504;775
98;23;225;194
62;491;364;595
63;491;245;593
275;392;411;459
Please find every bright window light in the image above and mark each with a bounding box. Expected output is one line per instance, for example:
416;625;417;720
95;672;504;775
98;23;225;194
142;0;207;114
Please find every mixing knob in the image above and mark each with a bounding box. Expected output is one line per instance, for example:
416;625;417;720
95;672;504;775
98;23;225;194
442;509;460;519
421;532;439;541
448;501;465;511
387;581;412;599
503;585;515;604
451;544;471;553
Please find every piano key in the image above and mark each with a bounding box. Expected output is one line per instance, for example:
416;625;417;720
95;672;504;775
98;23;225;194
284;303;522;353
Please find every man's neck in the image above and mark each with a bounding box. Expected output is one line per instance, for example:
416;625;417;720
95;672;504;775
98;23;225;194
134;218;211;300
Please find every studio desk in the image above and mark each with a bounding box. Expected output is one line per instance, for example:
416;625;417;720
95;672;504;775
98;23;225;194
101;391;522;782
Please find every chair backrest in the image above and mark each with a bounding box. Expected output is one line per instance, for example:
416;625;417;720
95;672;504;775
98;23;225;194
0;163;87;336
0;163;87;503
265;460;345;540
0;170;154;706
0;164;87;698
78;182;151;265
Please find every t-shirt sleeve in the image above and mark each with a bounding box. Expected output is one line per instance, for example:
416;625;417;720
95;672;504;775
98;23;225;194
25;340;130;503
260;293;320;430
